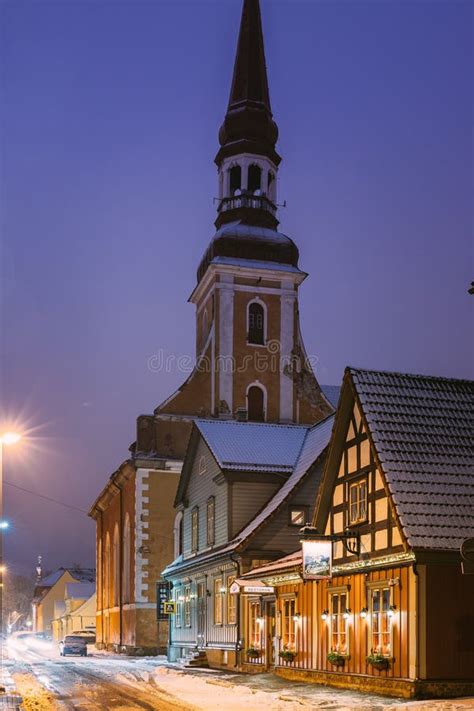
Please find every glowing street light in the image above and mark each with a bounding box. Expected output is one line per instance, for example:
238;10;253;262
0;430;22;636
1;433;21;446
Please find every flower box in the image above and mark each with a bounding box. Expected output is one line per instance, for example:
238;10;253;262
246;647;262;659
367;654;390;671
327;651;346;667
279;648;297;662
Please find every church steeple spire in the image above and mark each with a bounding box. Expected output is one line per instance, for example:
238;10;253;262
216;0;280;168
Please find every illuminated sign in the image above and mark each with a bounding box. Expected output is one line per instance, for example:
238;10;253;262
302;540;332;579
163;601;176;614
229;582;274;595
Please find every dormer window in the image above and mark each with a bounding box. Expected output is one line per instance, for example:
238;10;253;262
229;165;242;194
248;301;265;345
248;164;262;193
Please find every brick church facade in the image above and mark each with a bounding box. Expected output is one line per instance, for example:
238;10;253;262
89;0;333;654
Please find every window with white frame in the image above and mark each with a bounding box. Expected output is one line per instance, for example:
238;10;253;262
207;497;215;547
282;598;297;650
370;586;391;656
227;575;237;625
330;592;349;654
214;578;224;625
348;478;368;525
184;584;192;628
191;507;199;552
175;587;183;628
249;601;261;648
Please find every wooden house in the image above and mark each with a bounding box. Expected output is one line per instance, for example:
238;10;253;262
238;367;474;699
162;415;334;669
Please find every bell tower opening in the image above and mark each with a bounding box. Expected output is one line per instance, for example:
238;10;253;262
229;165;242;195
248;164;262;193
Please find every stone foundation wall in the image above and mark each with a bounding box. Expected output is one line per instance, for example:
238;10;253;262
275;667;474;700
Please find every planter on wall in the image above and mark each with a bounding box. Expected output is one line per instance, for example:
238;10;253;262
279;650;297;663
327;652;346;668
367;655;390;671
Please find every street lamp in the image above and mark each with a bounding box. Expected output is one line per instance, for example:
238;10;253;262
0;431;22;640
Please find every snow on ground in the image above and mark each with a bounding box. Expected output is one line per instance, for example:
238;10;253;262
11;674;58;711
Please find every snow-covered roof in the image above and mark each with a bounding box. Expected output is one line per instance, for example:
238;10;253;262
164;414;334;578
195;419;309;473
40;567;95;588
211;256;304;275
65;582;96;600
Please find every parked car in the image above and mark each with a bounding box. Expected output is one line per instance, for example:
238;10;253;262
59;635;88;657
72;630;96;645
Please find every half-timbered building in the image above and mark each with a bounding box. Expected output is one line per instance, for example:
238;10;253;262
238;367;474;698
162;415;334;668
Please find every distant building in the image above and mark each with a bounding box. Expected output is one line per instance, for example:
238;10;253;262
238;368;474;699
32;567;95;635
51;583;96;642
89;0;334;655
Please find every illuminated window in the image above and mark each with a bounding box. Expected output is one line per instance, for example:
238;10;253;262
289;507;307;527
214;578;224;625
184;584;191;628
282;598;297;650
191;508;199;552
227;576;237;625
249;601;261;647
330;592;348;654
207;497;215;547
348;478;368;525
371;587;391;656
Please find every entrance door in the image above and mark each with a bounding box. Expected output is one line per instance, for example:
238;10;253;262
266;601;276;668
197;583;206;647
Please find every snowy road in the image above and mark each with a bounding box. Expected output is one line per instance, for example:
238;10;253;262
3;648;193;710
2;647;474;711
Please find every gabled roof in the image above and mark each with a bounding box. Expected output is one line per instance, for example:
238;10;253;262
164;414;333;578
317;367;474;553
195;419;309;473
34;567;96;603
350;367;474;552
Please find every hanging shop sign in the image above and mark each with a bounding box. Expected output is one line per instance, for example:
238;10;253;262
302;539;332;579
229;579;275;595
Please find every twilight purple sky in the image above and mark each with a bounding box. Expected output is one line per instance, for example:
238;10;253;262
1;0;472;575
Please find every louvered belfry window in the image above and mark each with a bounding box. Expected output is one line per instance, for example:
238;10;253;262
248;302;265;345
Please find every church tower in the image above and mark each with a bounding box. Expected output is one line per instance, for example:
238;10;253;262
148;0;332;458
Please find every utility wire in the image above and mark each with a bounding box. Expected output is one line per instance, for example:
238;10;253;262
4;480;89;515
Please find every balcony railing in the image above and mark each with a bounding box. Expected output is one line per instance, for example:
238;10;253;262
217;193;277;218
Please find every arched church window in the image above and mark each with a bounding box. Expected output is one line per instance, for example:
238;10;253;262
247;385;265;422
248;164;262;193
105;533;111;609
122;514;131;604
229;165;242;194
113;524;120;607
248;302;265;345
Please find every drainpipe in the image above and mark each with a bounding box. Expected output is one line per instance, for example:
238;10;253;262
230;553;241;668
412;562;419;680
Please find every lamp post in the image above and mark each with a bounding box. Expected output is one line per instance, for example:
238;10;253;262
0;433;21;642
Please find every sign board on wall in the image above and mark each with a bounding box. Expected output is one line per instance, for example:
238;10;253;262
156;581;172;619
302;540;332;579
